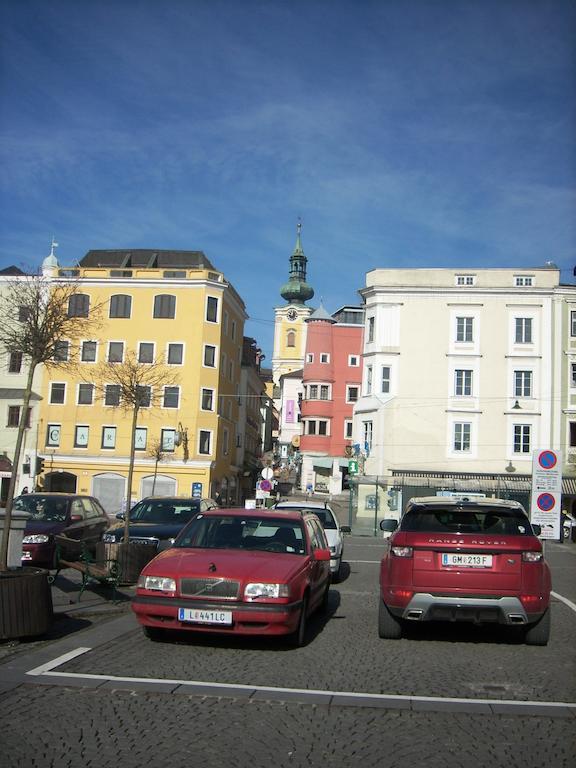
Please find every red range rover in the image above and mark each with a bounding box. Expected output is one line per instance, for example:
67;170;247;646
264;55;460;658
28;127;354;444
132;507;332;646
378;496;551;645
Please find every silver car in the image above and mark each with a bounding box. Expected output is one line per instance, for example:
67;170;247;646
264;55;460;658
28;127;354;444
273;500;350;581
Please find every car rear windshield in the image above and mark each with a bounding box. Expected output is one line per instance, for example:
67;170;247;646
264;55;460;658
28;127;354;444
278;506;337;530
13;495;69;522
129;500;200;524
400;506;534;536
175;515;306;554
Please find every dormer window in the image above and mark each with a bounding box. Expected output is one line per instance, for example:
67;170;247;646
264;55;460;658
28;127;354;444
515;275;534;287
456;274;476;286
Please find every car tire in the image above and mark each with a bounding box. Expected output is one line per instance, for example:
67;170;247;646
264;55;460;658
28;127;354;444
143;626;166;642
524;608;550;646
378;599;403;640
292;595;309;647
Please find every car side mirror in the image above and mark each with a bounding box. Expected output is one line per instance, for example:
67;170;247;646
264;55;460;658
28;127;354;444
379;519;398;533
115;512;125;520
531;523;542;536
340;525;351;534
313;547;331;562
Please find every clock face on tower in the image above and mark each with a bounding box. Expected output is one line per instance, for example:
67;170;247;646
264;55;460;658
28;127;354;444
287;309;298;321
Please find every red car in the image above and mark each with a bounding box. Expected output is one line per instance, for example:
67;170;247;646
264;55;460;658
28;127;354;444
378;496;551;645
132;507;331;646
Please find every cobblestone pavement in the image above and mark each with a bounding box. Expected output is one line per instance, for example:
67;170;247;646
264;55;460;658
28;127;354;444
0;536;575;767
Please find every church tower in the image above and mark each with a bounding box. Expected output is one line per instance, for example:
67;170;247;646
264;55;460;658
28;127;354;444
272;222;315;385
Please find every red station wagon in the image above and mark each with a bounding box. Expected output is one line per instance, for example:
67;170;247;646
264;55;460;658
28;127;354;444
378;496;551;645
132;507;332;646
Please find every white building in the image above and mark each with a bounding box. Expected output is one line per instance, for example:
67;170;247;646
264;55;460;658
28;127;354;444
353;265;574;521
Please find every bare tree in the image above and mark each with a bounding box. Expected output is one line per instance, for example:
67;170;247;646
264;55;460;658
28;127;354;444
89;351;179;545
0;274;101;571
147;438;170;495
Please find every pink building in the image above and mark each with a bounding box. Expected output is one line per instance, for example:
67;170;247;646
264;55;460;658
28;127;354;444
300;305;364;494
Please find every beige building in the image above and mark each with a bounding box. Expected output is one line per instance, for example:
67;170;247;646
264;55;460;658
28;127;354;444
354;265;575;521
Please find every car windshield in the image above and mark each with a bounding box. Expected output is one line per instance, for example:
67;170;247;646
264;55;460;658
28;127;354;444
129;500;200;524
13;495;69;523
277;505;337;530
175;515;306;554
400;506;533;536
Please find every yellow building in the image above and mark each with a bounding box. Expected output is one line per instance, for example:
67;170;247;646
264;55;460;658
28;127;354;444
36;249;246;514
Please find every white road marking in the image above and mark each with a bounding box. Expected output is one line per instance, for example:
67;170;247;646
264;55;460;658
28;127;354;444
26;647;576;712
551;590;576;612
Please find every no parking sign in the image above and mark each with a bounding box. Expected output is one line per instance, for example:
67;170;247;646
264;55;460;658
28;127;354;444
531;449;562;540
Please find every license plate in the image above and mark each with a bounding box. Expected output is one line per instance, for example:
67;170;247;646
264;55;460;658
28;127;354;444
441;553;493;568
178;608;232;625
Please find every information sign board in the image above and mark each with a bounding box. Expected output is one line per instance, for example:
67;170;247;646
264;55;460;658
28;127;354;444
531;449;562;540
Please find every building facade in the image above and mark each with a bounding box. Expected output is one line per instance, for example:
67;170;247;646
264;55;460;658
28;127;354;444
299;305;364;495
36;249;247;514
353;265;575;524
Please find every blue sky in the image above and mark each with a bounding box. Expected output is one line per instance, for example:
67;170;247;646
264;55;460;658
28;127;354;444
1;0;575;360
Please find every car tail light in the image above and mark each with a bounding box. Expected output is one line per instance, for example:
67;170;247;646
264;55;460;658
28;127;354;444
391;546;413;558
388;588;413;601
522;551;543;562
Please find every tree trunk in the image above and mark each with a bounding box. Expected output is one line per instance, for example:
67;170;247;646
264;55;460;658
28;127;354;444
0;364;36;571
123;404;139;544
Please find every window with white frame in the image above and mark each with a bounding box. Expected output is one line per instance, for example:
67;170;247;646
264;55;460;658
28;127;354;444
153;294;176;319
206;296;219;323
203;344;216;367
101;426;116;449
8;351;22;373
320;384;330;400
68;294;89;317
108;341;124;363
515;317;532;344
138;342;154;363
49;383;66;404
346;385;359;403
455;369;472;396
513;424;531;453
456;316;473;342
306;419;328;436
161;428;176;452
77;383;94;405
570;422;576;448
287;330;295;347
514;275;533;287
201;388;214;411
163;386;179;408
571;311;576;337
344;420;353;439
348;355;359;367
53;340;69;362
571;363;576;388
308;384;318;400
456;274;476;286
104;384;120;406
109;294;132;318
46;424;61;447
199;430;211;455
320;353;329;363
74;425;89;448
367;316;375;343
453;422;471;451
363;421;373;451
306;353;314;363
366;365;372;395
81;341;97;362
167;343;183;365
514;370;532;397
381;366;390;394
136;385;151;408
135;427;147;450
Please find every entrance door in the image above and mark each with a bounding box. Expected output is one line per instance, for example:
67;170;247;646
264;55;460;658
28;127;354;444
45;472;77;493
141;474;177;498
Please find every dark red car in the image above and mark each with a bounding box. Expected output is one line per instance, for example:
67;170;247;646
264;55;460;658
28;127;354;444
378;496;551;645
132;507;331;646
16;493;110;568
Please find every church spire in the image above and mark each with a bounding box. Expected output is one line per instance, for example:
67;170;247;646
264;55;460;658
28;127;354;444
280;219;314;305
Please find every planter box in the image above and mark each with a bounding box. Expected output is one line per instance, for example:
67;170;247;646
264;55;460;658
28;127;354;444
0;509;31;568
97;541;157;585
0;568;53;640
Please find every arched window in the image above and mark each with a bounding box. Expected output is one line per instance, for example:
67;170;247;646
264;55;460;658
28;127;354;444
287;330;295;348
68;294;90;317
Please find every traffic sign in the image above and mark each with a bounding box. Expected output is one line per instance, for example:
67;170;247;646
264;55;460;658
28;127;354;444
261;466;274;481
260;479;272;492
348;459;358;475
531;449;562;540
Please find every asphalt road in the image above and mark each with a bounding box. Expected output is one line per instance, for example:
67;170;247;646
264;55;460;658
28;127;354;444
1;536;575;768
